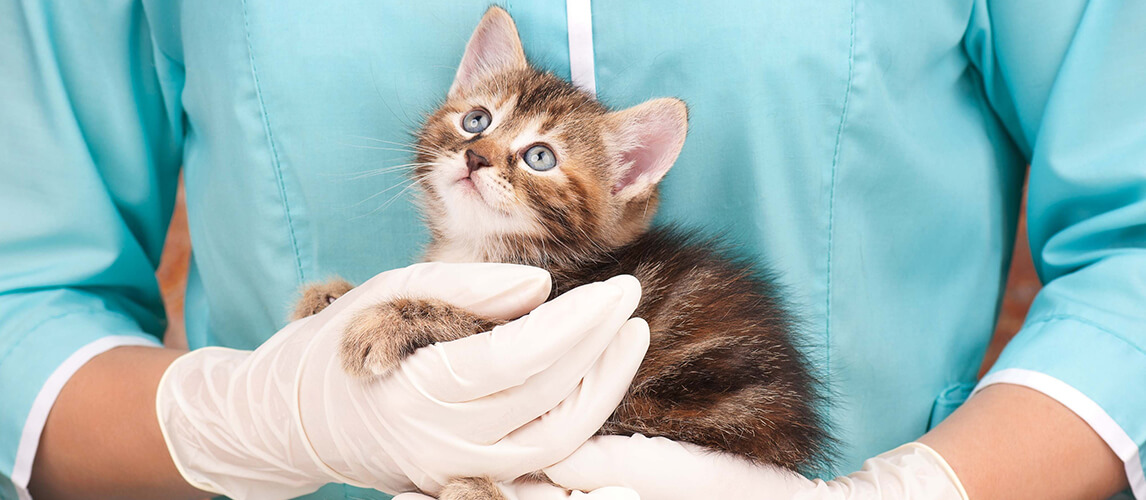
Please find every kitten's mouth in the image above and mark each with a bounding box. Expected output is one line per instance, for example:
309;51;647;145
455;175;482;201
454;174;497;210
453;172;515;216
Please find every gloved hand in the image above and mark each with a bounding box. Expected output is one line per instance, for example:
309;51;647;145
155;262;650;499
541;434;969;500
393;482;640;500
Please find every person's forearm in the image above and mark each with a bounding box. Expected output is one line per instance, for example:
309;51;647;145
919;383;1127;500
27;346;206;500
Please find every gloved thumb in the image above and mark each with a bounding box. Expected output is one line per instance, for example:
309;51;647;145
543;434;788;498
353;262;553;321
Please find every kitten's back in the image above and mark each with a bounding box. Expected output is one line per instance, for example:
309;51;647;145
548;227;830;471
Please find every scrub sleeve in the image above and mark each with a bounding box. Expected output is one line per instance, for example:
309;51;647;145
2;0;1146;499
966;1;1146;497
0;2;182;498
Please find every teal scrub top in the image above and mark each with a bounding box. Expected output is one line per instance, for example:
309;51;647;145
2;1;1145;499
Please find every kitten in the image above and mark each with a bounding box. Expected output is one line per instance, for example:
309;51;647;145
294;7;828;498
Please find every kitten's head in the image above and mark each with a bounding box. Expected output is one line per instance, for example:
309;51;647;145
414;6;687;264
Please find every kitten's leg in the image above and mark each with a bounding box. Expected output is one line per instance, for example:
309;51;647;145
291;278;354;320
340;297;504;378
439;477;506;500
437;472;558;500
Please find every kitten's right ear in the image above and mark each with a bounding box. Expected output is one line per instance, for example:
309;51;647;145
449;7;527;97
606;98;689;202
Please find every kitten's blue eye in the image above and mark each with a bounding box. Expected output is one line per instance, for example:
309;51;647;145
523;144;557;171
462;109;491;133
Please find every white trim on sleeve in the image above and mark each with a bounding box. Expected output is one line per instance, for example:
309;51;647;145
11;335;161;500
566;0;596;96
975;368;1145;499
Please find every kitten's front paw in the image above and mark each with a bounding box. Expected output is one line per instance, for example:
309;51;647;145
340;297;503;378
439;477;506;500
291;278;354;320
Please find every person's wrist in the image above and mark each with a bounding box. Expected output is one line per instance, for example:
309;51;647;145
156;345;332;497
816;442;969;500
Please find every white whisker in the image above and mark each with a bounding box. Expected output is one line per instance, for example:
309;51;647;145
343;163;435;180
357;179;424;219
349;176;422;209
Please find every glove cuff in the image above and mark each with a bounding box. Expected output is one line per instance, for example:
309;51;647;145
155;347;238;495
156;346;330;499
889;442;970;500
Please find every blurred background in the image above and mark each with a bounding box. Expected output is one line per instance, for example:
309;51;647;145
155;180;1041;376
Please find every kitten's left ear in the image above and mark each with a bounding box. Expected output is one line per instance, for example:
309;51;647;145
606;98;689;201
449;7;527;97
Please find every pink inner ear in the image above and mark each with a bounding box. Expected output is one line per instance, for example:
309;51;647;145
452;11;525;95
613;110;685;195
457;32;518;85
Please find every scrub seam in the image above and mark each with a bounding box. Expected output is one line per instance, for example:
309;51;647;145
1022;314;1146;359
826;0;858;393
240;0;305;285
0;307;156;366
0;310;89;366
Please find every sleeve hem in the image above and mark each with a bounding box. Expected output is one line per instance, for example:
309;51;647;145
973;368;1146;499
10;335;161;500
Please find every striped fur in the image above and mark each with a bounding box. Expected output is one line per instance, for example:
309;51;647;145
411;7;828;470
297;7;828;498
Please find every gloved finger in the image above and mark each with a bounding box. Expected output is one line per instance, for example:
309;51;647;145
499;481;641;500
457;311;649;445
393;485;639;500
569;487;641;500
404;275;642;404
354;262;553;320
476;317;650;476
443;278;645;442
570;487;640;500
544;434;798;499
544;434;672;494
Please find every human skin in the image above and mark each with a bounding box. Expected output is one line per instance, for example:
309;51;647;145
920;383;1127;500
28;349;1128;499
27;346;205;500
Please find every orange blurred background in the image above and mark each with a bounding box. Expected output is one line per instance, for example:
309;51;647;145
156;183;190;350
155;182;1040;375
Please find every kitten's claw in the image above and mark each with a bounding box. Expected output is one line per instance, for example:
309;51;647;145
291;278;354;320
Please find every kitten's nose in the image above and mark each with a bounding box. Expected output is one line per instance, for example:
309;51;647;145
465;149;491;173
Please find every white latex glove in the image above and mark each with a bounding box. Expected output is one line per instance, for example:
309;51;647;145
543;434;970;500
156;262;650;499
393;482;640;500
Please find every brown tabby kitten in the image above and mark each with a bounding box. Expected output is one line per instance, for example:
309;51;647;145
294;7;827;499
